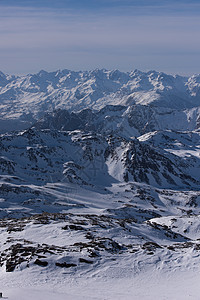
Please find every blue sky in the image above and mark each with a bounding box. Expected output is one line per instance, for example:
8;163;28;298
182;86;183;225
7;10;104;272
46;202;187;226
0;0;200;75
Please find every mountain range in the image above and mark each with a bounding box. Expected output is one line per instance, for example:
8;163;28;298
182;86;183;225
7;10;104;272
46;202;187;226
0;69;200;131
0;69;200;299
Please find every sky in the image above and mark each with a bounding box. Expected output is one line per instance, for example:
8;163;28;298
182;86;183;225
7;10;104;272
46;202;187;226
0;0;200;75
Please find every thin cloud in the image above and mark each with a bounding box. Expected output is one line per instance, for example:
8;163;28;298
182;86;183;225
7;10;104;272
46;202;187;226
0;4;200;74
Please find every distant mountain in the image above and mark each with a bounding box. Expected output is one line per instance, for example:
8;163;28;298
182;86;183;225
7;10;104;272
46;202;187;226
0;69;200;122
33;105;200;138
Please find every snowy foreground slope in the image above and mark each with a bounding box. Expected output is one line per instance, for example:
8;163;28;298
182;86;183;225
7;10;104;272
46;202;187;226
0;69;200;299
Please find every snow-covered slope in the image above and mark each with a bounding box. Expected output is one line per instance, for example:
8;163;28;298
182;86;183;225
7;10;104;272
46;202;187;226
1;69;200;299
0;127;200;272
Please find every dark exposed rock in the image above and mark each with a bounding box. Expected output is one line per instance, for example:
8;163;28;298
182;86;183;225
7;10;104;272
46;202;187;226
6;260;17;272
55;262;77;268
142;242;162;252
79;258;93;264
62;224;85;231
34;259;48;267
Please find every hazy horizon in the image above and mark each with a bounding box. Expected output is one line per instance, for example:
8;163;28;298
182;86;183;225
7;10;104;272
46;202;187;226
0;67;199;78
0;0;200;75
